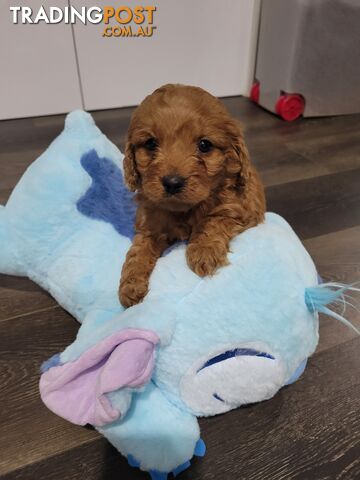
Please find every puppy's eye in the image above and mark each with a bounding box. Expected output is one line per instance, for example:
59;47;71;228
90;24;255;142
198;138;213;153
143;137;158;151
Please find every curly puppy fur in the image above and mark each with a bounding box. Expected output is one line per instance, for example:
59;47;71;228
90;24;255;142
119;84;266;307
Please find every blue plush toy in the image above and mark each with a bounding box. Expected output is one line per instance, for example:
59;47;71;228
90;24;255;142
0;111;357;479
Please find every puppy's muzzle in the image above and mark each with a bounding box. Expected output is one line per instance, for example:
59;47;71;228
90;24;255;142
162;175;185;195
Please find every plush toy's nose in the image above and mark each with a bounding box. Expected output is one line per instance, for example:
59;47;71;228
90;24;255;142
162;175;185;195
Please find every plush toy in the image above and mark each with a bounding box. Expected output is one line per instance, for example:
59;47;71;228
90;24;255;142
0;111;357;479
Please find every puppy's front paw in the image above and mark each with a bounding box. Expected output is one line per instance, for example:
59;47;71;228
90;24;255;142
186;242;229;277
119;277;149;308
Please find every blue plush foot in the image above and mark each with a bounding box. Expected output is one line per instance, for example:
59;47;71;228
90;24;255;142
127;439;207;479
172;438;206;477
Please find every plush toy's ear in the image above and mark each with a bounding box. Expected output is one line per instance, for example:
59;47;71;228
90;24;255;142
39;328;159;427
123;139;140;192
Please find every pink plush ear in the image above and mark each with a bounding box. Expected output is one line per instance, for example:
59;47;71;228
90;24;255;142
39;328;159;427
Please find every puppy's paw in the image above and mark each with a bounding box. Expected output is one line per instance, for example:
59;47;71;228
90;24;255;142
186;242;229;277
119;277;149;308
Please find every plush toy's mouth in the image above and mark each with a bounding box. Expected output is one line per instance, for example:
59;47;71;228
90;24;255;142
198;348;275;373
213;393;225;403
180;343;284;416
205;349;275;405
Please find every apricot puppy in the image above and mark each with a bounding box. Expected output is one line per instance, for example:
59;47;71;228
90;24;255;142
119;84;265;307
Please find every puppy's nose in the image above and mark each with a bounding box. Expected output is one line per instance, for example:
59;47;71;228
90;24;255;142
162;175;185;195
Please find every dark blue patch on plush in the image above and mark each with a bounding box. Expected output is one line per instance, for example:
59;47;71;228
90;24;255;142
77;150;137;239
198;348;275;372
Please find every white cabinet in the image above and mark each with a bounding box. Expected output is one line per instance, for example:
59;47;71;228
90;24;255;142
0;0;82;120
72;0;261;110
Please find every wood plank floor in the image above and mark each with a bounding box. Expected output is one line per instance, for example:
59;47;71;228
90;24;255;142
1;98;360;479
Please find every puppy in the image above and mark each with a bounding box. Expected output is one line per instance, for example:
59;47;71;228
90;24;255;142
119;84;266;307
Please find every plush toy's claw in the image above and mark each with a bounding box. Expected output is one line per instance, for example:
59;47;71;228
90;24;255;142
127;454;140;468
149;470;168;480
40;353;62;373
194;438;206;457
170;439;206;477
172;460;191;477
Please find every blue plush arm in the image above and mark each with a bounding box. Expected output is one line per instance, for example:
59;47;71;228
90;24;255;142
100;381;204;479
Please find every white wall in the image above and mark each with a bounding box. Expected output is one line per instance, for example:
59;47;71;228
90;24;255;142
0;0;260;119
0;0;83;120
73;0;261;110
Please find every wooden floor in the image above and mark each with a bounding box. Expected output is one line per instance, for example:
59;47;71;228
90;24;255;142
1;98;360;479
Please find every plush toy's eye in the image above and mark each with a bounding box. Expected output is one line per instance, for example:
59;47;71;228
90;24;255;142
198;139;213;153
143;137;158;151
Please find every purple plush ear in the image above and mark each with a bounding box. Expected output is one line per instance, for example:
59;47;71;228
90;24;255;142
39;328;159;427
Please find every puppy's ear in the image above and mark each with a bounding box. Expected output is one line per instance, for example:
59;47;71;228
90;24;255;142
224;118;266;217
123;139;140;192
225;118;252;187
